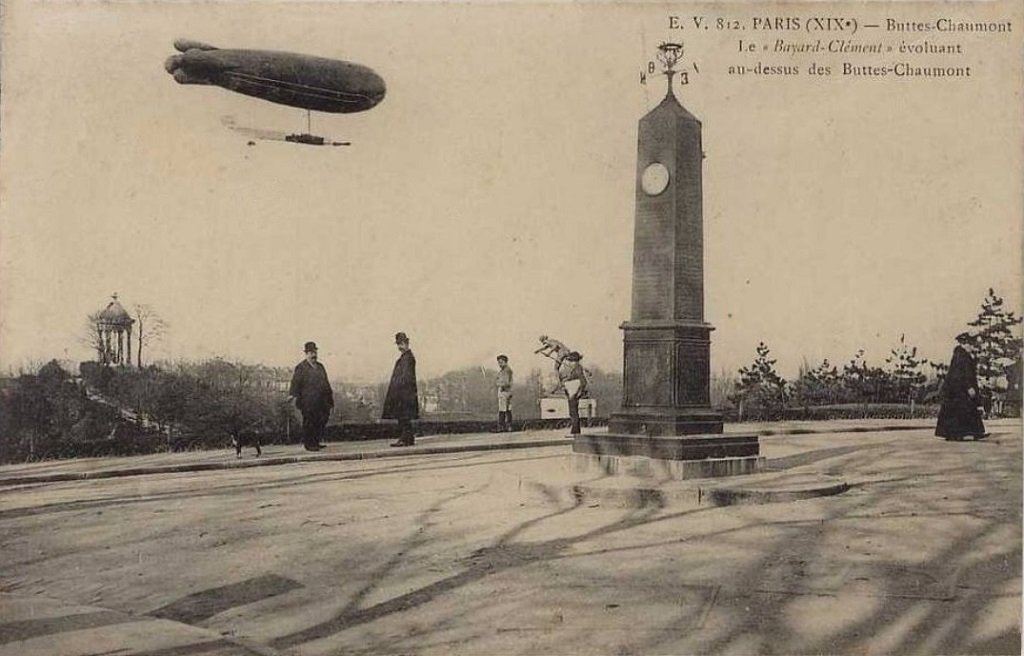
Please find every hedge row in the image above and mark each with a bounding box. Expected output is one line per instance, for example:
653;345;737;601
721;403;943;422
24;402;1018;462
171;417;611;451
10;418;610;460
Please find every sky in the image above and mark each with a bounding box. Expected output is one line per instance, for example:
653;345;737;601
1;1;1021;383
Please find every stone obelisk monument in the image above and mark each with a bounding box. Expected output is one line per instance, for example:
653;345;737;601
574;43;761;478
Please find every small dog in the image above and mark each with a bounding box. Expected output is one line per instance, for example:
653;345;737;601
230;431;262;458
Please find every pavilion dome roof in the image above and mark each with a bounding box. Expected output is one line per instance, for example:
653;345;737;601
96;295;134;326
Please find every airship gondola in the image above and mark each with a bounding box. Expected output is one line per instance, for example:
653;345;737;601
165;39;385;145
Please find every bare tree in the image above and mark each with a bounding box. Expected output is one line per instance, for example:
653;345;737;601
133;304;168;368
80;312;106;363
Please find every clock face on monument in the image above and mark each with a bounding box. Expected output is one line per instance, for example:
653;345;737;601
641;162;670;196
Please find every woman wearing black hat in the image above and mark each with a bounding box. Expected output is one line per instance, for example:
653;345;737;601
935;334;988;441
383;332;419;446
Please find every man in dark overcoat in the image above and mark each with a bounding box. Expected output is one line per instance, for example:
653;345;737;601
289;341;334;451
383;332;419;447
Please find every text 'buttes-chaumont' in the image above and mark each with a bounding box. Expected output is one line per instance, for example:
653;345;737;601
886;18;1012;32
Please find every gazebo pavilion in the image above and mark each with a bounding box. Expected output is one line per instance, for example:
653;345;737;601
95;293;135;366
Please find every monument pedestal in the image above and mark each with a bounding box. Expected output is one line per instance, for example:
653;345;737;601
608;408;724;436
608;321;723;437
572;320;761;480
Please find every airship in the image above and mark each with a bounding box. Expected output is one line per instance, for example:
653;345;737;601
164;39;386;145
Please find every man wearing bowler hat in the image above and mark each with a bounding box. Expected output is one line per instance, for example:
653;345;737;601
383;332;419;447
288;341;334;451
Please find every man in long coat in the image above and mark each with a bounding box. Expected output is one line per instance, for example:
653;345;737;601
289;341;334;451
383;332;419;447
935;334;988;441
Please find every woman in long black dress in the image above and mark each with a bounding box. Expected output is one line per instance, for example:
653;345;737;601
935;335;988;440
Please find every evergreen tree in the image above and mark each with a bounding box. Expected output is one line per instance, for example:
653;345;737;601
841;350;893;406
966;288;1023;393
792;358;842;407
884;334;928;404
730;342;787;419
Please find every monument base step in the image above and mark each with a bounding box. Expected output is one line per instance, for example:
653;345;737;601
573;452;764;480
608;410;724;437
567;471;849;508
573;432;760;460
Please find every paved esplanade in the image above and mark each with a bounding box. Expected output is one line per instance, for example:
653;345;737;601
0;421;1020;655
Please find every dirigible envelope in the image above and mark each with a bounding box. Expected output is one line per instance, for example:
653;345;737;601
164;39;386;113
